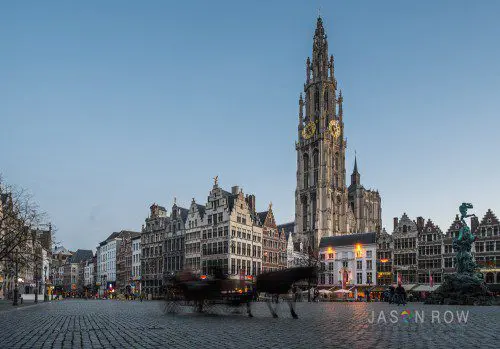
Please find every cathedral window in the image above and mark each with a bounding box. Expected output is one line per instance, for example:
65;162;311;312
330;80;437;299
324;90;328;110
314;87;320;111
312;197;317;229
303;154;309;188
313;150;319;185
302;200;308;231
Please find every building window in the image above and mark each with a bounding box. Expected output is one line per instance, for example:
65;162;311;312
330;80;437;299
366;260;372;270
302;200;308;231
366;251;372;258
356;261;362;270
303;154;309;188
313;150;319;185
357;272;362;284
486;241;495;252
314;87;320;111
366;272;372;284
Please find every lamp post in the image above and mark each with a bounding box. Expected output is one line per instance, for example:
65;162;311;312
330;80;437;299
13;251;19;306
34;261;38;304
50;268;54;301
43;265;48;302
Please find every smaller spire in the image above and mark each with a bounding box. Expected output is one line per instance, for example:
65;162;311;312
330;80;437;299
353;150;358;174
350;151;361;187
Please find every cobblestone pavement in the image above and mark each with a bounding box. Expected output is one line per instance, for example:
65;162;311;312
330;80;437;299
0;299;498;349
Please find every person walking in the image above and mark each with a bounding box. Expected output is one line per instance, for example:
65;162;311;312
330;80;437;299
389;286;395;304
395;283;406;306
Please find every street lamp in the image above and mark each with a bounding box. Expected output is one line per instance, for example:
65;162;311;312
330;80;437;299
13;251;19;306
34;260;39;304
43;266;48;302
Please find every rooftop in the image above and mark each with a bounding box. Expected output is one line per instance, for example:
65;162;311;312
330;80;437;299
319;232;377;248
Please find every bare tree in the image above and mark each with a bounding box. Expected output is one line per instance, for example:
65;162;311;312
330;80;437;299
1;175;55;300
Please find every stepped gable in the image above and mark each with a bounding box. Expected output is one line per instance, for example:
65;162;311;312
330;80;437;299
479;209;499;226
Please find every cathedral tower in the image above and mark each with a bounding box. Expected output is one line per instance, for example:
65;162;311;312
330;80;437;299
294;17;356;250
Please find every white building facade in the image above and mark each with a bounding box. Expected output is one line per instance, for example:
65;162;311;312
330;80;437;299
84;261;94;289
131;235;141;294
97;234;120;295
318;232;377;290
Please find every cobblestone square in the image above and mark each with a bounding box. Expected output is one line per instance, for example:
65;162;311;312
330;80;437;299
0;300;498;349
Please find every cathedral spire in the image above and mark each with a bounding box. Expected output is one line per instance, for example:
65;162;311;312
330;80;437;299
312;16;329;81
351;152;360;186
353;151;358;174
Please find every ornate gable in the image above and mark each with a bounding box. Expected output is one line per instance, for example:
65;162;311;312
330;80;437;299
446;214;463;238
420;219;443;241
479;209;499;226
264;204;277;229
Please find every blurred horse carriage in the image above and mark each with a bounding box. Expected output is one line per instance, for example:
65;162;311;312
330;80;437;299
162;266;316;318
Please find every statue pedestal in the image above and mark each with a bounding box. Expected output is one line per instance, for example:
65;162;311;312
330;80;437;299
425;273;493;305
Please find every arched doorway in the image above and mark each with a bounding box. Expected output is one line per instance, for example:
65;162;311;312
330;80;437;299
485;272;494;284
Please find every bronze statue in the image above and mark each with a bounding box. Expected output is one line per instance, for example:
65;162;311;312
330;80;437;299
425;203;492;305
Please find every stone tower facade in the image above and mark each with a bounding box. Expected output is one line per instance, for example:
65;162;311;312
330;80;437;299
295;17;353;250
294;17;382;251
348;155;382;233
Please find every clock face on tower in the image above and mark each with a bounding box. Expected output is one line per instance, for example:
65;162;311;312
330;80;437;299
328;119;341;139
302;121;316;140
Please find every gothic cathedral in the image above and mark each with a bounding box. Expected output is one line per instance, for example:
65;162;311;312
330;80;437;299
294;17;382;250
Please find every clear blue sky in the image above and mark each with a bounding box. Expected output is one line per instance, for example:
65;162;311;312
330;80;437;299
1;1;499;251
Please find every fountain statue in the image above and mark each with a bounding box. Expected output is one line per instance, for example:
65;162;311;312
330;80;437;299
425;203;493;305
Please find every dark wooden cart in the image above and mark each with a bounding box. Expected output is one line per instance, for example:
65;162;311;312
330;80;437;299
162;271;254;315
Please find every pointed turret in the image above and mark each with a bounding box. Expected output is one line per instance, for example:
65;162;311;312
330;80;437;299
298;93;304;129
338;90;343;120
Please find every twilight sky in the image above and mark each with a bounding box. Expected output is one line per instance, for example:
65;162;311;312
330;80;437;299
1;1;499;251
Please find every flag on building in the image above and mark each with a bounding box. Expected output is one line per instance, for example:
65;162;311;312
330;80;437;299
429;271;434;287
397;272;402;285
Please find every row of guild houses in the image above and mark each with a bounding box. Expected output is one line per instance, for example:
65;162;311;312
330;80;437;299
45;206;500;300
137;179;307;298
315;209;500;297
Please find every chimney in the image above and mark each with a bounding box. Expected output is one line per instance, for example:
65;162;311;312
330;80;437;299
471;216;479;234
393;217;399;231
245;194;256;213
417;217;425;231
231;186;239;195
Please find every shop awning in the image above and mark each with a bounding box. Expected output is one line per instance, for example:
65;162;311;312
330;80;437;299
412;285;440;292
403;284;418;291
485;283;500;292
369;286;386;292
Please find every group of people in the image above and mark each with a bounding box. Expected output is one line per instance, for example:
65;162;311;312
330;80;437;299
383;283;407;305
